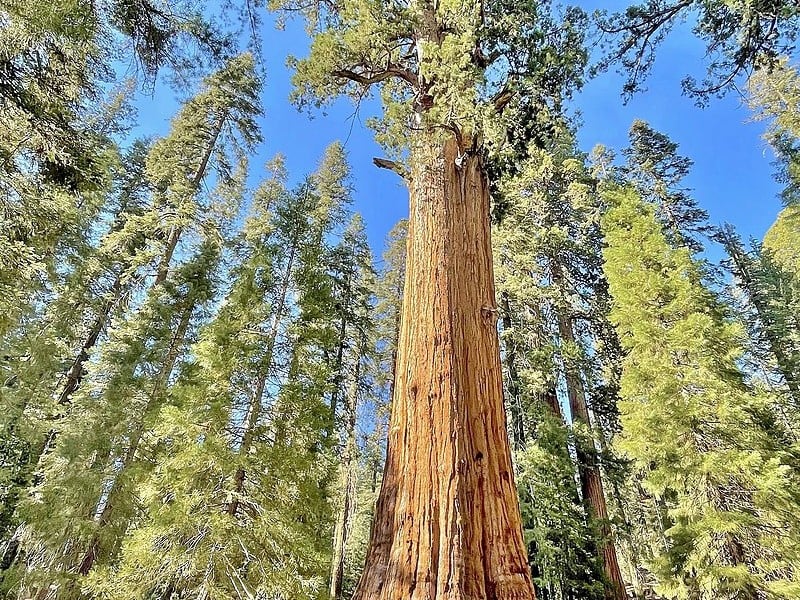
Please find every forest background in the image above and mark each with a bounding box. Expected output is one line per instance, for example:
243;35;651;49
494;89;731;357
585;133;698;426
2;0;800;598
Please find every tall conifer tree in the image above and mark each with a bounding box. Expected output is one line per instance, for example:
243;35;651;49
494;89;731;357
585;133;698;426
329;214;377;600
267;0;591;593
602;186;800;599
4;54;261;599
494;129;624;600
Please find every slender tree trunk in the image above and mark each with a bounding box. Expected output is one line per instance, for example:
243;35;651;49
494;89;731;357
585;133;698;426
55;197;143;409
25;277;126;511
500;297;585;598
227;240;295;517
154;302;194;394
52;112;223;422
154;228;182;287
528;302;562;420
57;283;119;406
77;300;196;575
353;135;535;600
555;309;625;600
154;112;226;287
330;354;362;599
160;582;175;600
701;448;757;599
329;270;352;437
227;374;267;518
0;524;23;572
75;431;146;575
725;239;800;404
499;292;527;450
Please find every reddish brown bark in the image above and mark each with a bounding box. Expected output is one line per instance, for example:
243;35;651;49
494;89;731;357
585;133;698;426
352;135;535;600
555;310;626;600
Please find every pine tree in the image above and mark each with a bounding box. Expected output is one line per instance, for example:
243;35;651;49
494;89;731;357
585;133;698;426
4;50;261;484
3;55;261;598
718;224;800;409
0;0;233;338
15;219;227;600
733;59;800;409
337;219;408;596
493;129;623;600
602;185;800;599
0;140;151;566
622;120;711;253
328;214;377;599
748;59;800;206
85;145;352;599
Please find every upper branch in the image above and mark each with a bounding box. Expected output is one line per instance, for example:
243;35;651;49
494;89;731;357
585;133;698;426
332;65;419;89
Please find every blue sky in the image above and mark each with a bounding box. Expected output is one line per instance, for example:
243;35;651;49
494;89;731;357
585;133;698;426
132;3;786;261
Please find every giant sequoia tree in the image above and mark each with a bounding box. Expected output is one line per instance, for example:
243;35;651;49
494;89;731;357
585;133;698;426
266;0;593;596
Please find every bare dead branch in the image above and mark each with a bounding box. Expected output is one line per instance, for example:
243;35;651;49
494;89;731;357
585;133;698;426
372;157;409;179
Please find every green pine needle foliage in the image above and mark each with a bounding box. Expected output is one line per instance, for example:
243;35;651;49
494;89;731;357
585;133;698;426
602;186;800;600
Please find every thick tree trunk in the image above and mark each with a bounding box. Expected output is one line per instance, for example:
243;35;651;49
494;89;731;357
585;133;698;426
352;135;535;600
555;311;625;600
330;354;361;599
